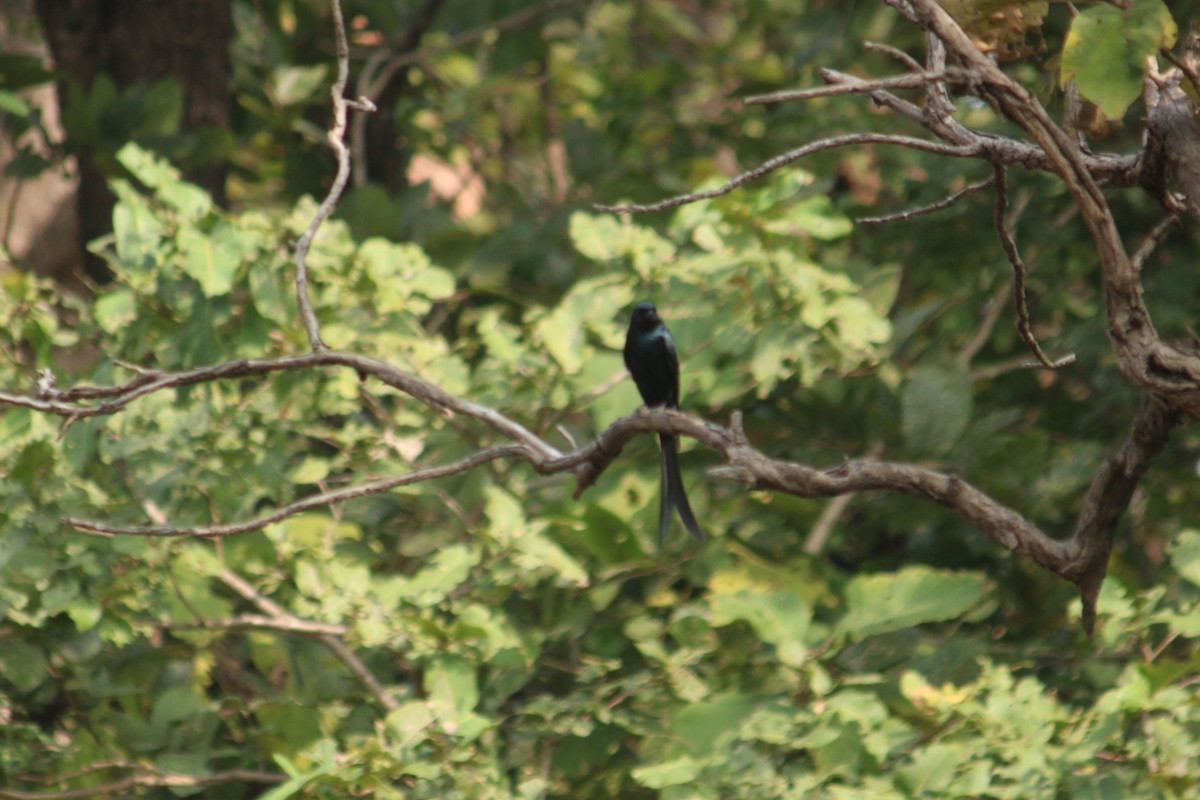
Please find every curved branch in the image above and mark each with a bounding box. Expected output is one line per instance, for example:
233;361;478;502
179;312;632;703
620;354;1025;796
214;567;399;711
159;614;348;636
815;68;1140;186
1069;395;1182;632
0;351;560;459
743;69;957;105
857;175;993;225
991;164;1075;369
66;445;527;538
66;406;1064;575
57;390;1173;631
291;0;377;352
594;134;980;214
22;318;1175;634
0;769;282;800
896;0;1200;413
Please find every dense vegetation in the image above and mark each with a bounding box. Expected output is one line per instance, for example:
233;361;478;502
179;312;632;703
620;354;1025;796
2;1;1199;797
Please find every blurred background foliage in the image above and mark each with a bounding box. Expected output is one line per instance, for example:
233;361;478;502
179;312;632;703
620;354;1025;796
1;0;1200;797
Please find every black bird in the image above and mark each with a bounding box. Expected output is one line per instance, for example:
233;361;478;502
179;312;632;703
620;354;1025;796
623;301;704;545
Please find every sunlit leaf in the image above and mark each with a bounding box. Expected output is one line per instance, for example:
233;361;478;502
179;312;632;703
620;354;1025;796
1060;0;1177;118
839;567;991;638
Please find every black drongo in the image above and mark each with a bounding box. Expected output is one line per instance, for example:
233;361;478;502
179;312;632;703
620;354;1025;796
623;301;704;545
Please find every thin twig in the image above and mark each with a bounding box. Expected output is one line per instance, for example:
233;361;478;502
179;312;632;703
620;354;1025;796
358;0;576;101
803;492;854;556
743;70;952;106
66;445;526;538
320;634;399;711
820;66;1140;187
1130;214;1179;274
857;175;994;224
0;350;561;459
159;614;348;636
898;0;1200;404
958;282;1013;366
0;769;282;800
215;567;400;711
1160;47;1200;101
991;164;1075;369
595;134;979;214
291;0;377;352
17;763;141;787
864;40;924;72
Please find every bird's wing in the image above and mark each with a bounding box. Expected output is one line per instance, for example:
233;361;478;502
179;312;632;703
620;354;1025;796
660;331;681;407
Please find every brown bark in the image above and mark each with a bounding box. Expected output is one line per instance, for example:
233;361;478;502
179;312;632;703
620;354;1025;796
33;0;233;282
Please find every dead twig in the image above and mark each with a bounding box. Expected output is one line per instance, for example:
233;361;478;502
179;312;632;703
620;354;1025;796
595;134;980;214
991;164;1075;369
291;0;377;351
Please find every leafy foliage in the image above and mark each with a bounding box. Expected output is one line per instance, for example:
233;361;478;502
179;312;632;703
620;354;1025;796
3;1;1200;799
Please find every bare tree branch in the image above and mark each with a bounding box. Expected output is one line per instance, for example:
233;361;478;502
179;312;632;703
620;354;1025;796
895;0;1200;411
1131;214;1180;274
0;768;282;800
803;492;855;556
291;0;377;352
159;614;348;636
857;175;993;225
215;566;400;712
816;68;1140;187
594;134;980;214
743;70;960;105
37;354;1137;627
864;40;923;72
66;445;527;538
1069;395;1181;633
991;164;1075;369
0;351;560;459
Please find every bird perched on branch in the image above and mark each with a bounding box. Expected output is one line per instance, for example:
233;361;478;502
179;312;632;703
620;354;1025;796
623;301;704;545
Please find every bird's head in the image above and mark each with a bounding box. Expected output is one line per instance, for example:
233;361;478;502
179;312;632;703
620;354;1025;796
629;301;661;332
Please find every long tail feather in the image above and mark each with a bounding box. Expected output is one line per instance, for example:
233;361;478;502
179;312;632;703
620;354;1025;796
659;433;704;546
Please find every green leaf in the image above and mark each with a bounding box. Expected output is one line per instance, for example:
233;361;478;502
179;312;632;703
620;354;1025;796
631;757;703;788
287;456;330;484
672;693;758;758
0;90;30;116
839;567;990;638
1167;529;1200;588
0;641;47;693
176;225;239;296
387;701;436;745
259;761;337;800
112;190;165;270
12;440;54;492
395;544;481;607
358;237;454;311
1060;0;1178;118
764;195;853;240
569;212;626;261
64;599;101;633
896;743;973;796
710;588;812;666
249;258;291;324
513;531;590;589
902;364;972;455
268;64;329;106
115;143;211;218
425;653;479;732
150;685;207;729
95;290;137;335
